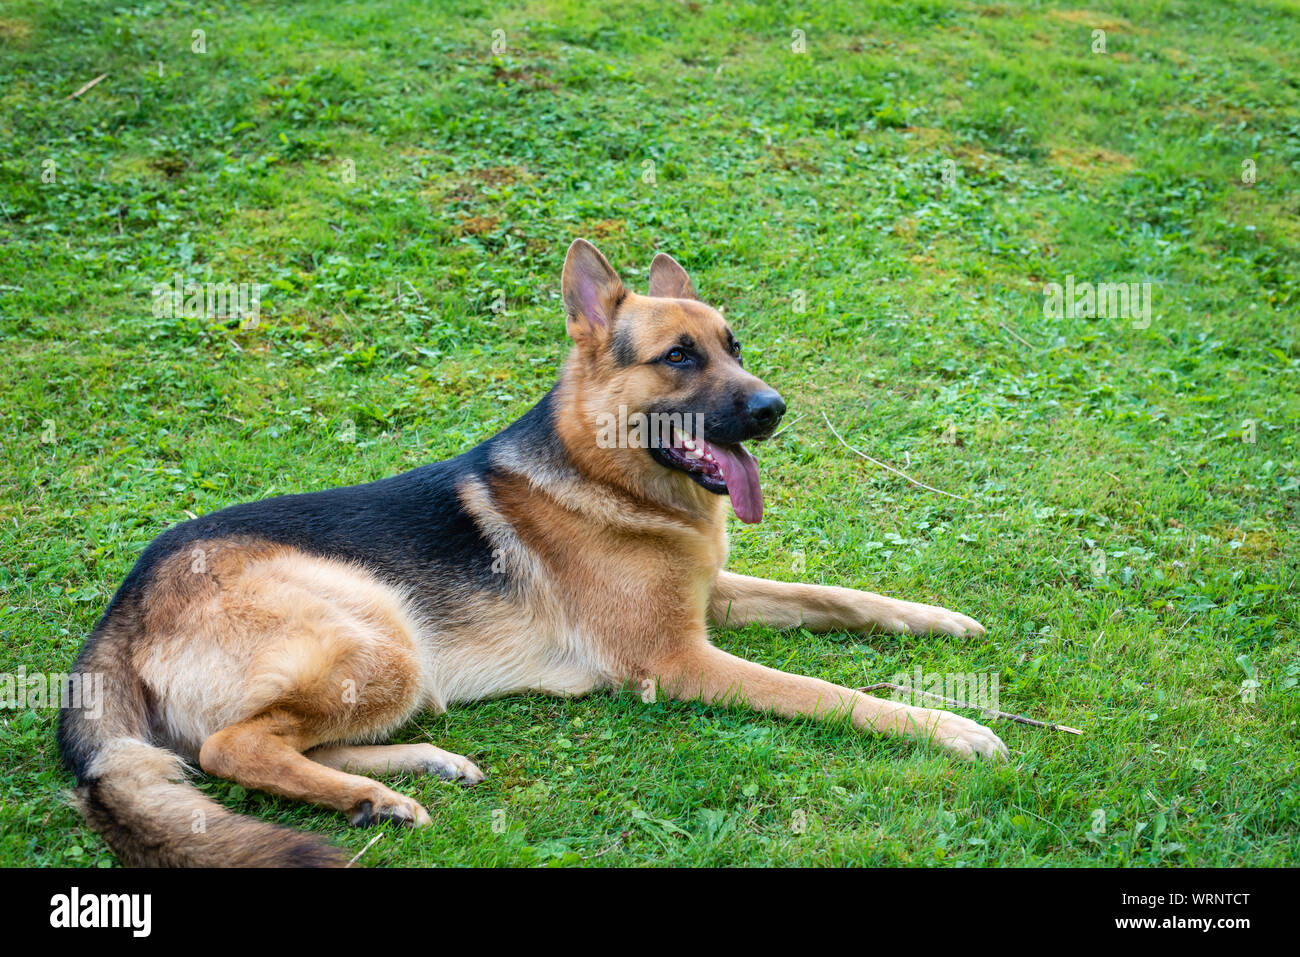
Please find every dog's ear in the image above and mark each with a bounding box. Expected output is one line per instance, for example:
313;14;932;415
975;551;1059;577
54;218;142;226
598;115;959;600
647;252;698;300
562;239;626;342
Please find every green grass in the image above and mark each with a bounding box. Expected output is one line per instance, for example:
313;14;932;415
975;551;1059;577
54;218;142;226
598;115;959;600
2;0;1298;867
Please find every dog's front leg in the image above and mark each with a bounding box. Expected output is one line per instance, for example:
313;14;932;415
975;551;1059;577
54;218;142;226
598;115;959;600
650;643;1006;760
709;570;984;637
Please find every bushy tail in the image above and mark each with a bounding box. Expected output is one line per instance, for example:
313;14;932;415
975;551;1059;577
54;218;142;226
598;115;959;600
58;626;346;868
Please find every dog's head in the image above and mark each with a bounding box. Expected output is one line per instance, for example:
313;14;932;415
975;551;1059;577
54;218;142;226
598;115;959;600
558;239;784;524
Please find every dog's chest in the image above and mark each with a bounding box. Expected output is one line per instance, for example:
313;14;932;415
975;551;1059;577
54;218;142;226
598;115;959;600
416;527;721;705
538;525;723;673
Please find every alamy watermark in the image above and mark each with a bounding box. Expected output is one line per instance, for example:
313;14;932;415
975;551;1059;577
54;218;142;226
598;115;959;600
889;667;1000;714
595;404;706;450
1043;275;1153;328
50;887;151;936
2;666;104;718
150;274;262;326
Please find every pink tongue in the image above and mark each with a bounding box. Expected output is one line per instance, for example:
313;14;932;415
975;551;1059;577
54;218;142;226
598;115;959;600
707;441;764;524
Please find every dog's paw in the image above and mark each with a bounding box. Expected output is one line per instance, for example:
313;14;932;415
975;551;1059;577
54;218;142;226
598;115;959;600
348;791;432;827
881;601;986;638
415;745;485;786
924;710;1008;761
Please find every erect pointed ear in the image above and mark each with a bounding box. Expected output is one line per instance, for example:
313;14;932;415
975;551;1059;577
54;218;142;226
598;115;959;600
562;239;626;343
647;252;698;300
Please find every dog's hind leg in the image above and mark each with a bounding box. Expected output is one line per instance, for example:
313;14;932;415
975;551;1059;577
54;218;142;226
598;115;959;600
182;548;444;826
306;744;484;784
200;712;433;826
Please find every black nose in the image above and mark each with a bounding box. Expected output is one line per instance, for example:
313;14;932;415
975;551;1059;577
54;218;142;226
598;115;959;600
746;389;786;431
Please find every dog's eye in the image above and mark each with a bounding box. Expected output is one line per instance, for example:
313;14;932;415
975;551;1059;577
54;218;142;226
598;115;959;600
665;347;688;365
731;340;742;362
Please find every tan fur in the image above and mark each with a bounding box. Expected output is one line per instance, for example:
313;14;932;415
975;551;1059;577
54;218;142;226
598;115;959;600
133;541;428;761
306;744;483;782
199;712;431;826
709;570;987;636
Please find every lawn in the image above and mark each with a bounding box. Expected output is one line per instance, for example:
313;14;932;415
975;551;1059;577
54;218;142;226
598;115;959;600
1;0;1297;867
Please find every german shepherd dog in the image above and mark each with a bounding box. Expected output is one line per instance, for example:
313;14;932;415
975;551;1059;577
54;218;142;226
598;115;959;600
58;240;1006;867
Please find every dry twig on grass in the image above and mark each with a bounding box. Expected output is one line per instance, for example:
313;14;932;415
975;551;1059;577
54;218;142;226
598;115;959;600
821;410;971;503
66;73;109;100
346;831;385;867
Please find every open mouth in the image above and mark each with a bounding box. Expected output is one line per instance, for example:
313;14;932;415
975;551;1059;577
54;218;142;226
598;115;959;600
650;427;764;524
